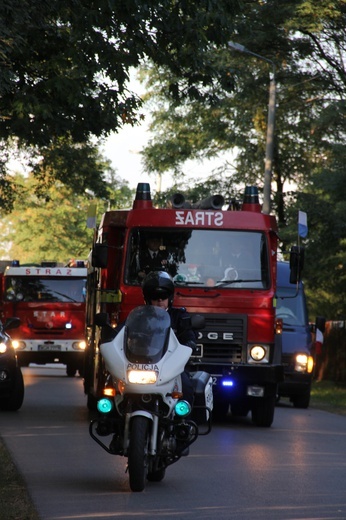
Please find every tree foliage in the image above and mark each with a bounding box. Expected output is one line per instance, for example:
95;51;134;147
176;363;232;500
141;0;346;318
0;0;241;211
0;171;133;264
0;0;240;147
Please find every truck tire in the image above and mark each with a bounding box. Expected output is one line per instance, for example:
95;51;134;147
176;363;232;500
292;391;310;409
128;416;150;492
66;365;77;377
212;399;229;421
251;397;275;427
87;393;98;411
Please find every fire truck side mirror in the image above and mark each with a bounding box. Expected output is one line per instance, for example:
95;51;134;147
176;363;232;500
92;244;108;268
289;245;305;284
3;316;21;331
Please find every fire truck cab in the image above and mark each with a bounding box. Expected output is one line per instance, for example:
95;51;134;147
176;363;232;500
84;183;286;426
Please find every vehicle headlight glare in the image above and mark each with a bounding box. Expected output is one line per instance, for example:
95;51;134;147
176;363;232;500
0;342;7;354
250;345;266;361
12;340;26;350
128;370;157;384
72;341;86;351
295;354;313;373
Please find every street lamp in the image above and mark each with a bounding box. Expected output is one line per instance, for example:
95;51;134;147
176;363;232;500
228;41;276;215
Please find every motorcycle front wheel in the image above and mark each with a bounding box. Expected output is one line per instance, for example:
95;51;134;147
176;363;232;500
128;416;150;492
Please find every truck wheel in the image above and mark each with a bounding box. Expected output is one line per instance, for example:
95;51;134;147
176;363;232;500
87;393;97;411
292;391;310;409
128;416;150;492
251;397;275;427
212;400;229;421
66;365;77;377
0;367;24;411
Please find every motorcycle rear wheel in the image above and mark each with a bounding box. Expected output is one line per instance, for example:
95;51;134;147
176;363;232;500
128;416;150;492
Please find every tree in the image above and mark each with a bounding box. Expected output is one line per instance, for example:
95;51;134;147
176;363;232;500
0;0;242;210
0;0;241;147
0;171;133;264
140;1;346;317
141;1;345;201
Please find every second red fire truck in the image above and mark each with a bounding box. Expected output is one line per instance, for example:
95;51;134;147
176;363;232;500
0;261;87;376
83;183;296;427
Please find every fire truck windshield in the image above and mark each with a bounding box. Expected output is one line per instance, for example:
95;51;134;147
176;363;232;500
5;277;86;303
126;229;270;289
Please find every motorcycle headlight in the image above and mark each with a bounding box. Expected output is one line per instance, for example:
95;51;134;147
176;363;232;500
127;370;157;384
0;342;7;354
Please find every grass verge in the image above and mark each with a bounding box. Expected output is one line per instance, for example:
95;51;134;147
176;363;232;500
310;380;346;416
1;380;345;519
0;438;40;520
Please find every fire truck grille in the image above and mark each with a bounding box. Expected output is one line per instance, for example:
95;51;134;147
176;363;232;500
34;330;65;336
197;313;247;363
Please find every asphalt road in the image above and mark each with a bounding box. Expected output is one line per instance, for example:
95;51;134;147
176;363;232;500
1;365;346;520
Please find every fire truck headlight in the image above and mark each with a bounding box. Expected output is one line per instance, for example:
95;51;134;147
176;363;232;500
65;322;73;330
127;370;157;384
0;342;7;354
12;340;26;351
72;341;86;351
248;344;268;363
295;354;314;373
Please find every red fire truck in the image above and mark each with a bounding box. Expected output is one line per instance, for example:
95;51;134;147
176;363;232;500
84;183;286;426
0;261;87;377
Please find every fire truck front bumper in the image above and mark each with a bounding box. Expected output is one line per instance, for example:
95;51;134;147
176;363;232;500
190;363;284;400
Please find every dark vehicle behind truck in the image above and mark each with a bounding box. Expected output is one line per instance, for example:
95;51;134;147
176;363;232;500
276;261;313;408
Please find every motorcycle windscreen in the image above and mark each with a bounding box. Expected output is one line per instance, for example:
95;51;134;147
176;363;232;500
125;305;171;363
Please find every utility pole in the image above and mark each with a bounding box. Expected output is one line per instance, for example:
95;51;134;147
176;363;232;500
228;42;276;214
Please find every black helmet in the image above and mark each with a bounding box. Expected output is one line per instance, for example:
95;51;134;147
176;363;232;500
142;271;174;307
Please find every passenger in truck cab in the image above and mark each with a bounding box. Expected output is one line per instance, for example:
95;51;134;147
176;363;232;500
221;236;256;281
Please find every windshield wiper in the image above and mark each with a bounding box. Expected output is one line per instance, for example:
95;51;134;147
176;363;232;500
215;279;262;287
50;291;78;302
174;281;204;286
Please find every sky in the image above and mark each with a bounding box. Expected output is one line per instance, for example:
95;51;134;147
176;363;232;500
7;69;231;195
101;121;228;193
100;70;231;193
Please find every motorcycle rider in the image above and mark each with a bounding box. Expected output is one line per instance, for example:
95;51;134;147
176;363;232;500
106;271;196;455
141;271;196;406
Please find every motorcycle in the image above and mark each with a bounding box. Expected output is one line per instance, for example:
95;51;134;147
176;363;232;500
89;305;213;492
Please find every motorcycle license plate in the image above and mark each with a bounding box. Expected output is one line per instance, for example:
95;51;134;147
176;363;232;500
38;345;61;351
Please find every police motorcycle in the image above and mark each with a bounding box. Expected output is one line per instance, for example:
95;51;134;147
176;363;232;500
89;305;213;492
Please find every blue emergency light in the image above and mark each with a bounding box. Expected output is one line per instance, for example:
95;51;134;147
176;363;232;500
222;379;234;388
